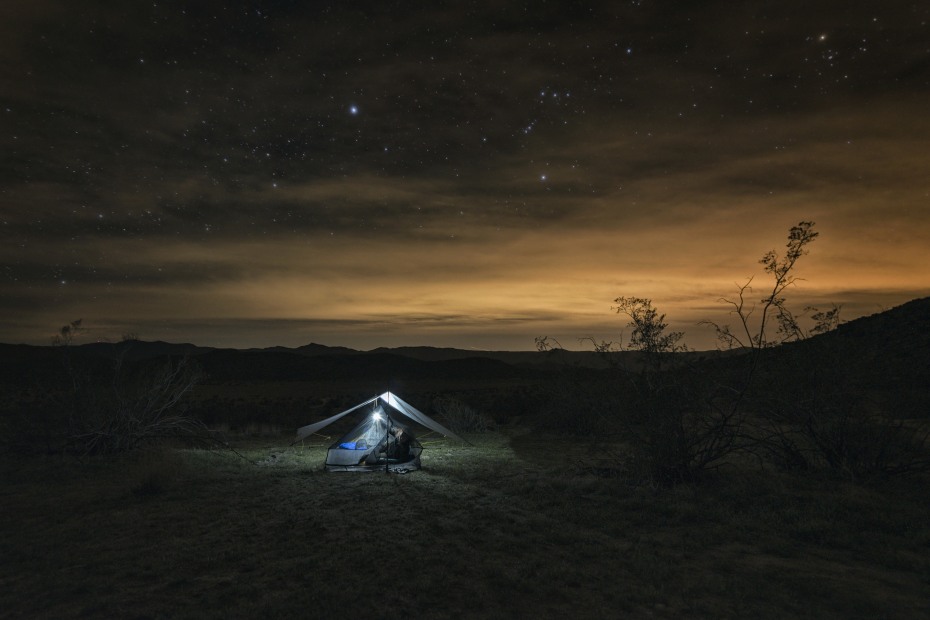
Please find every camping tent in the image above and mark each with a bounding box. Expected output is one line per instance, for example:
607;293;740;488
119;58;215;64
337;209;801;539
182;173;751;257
295;392;464;472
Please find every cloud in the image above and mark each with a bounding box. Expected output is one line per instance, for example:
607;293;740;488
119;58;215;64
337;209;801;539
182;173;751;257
2;1;929;350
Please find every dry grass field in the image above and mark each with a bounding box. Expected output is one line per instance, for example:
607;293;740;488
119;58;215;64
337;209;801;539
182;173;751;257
2;430;929;619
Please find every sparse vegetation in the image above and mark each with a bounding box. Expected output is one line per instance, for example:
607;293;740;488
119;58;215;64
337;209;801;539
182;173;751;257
64;354;207;455
1;436;928;619
2;325;217;456
587;297;738;483
705;221;824;350
1;224;928;617
537;222;930;484
612;296;687;359
750;338;930;480
431;395;494;433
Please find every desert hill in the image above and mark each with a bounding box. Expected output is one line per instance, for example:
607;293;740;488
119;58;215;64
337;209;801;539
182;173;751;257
0;296;927;389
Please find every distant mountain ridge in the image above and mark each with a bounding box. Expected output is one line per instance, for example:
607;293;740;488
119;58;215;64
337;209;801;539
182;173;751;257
0;337;618;368
1;297;927;381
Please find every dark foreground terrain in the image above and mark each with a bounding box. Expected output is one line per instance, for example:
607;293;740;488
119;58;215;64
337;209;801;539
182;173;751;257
2;433;929;619
2;298;929;618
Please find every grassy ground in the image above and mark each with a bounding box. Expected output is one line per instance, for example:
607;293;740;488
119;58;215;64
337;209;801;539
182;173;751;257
2;431;929;619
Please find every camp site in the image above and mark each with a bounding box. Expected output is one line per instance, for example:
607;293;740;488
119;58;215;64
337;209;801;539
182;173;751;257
3;299;930;619
295;391;465;472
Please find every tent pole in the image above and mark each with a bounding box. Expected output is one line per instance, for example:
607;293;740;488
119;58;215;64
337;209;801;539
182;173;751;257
384;407;392;474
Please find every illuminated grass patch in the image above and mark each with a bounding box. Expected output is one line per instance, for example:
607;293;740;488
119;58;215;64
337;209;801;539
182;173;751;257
2;433;928;619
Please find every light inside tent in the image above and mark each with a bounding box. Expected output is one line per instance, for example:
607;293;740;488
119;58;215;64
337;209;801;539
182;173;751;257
295;392;464;472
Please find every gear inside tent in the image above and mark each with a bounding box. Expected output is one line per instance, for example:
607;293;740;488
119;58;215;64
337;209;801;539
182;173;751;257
295;392;465;472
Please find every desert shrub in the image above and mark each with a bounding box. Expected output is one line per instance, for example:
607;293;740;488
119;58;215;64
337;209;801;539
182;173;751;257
590;299;745;484
759;395;930;480
612;362;750;485
533;338;739;483
752;342;930;480
4;338;217;456
537;224;831;484
438;386;536;426
192;395;308;433
524;369;623;436
61;355;210;455
431;395;494;433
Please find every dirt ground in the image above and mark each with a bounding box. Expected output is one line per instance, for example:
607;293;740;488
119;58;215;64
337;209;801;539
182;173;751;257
2;430;929;619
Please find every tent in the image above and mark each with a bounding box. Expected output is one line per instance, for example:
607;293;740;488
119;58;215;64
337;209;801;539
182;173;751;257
295;392;464;472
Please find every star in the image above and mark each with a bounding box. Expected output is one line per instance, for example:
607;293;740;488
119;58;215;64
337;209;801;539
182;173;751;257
349;105;359;115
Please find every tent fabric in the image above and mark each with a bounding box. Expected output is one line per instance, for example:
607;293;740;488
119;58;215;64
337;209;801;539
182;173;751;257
295;395;380;441
296;392;464;443
295;392;465;472
383;392;463;441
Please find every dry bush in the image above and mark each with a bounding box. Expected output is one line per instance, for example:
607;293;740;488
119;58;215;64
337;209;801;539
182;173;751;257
523;371;622;436
610;364;749;485
3;345;221;456
751;343;930;480
431;395;494;434
60;355;215;455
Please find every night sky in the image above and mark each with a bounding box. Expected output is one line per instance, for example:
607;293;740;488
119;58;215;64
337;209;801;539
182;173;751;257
3;1;928;350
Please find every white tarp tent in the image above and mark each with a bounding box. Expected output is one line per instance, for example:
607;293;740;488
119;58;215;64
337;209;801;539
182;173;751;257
296;391;464;471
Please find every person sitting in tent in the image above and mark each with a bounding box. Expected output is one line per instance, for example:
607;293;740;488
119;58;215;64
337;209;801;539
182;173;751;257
389;426;411;460
296;392;465;471
374;426;411;462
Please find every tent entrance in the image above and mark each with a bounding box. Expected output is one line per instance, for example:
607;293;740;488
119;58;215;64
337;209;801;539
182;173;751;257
296;392;460;473
325;414;423;471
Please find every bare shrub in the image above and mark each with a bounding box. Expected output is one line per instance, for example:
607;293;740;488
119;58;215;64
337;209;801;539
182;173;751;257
531;372;623;436
536;223;864;485
753;341;930;480
431;396;494;434
704;222;824;351
8;324;222;456
758;397;930;480
697;222;930;479
620;362;756;484
607;299;745;483
62;355;209;455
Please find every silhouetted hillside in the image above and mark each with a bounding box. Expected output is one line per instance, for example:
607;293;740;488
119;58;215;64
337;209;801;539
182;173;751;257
826;297;929;350
774;296;930;416
80;340;218;361
776;296;928;363
0;338;622;374
2;298;927;397
195;349;530;383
